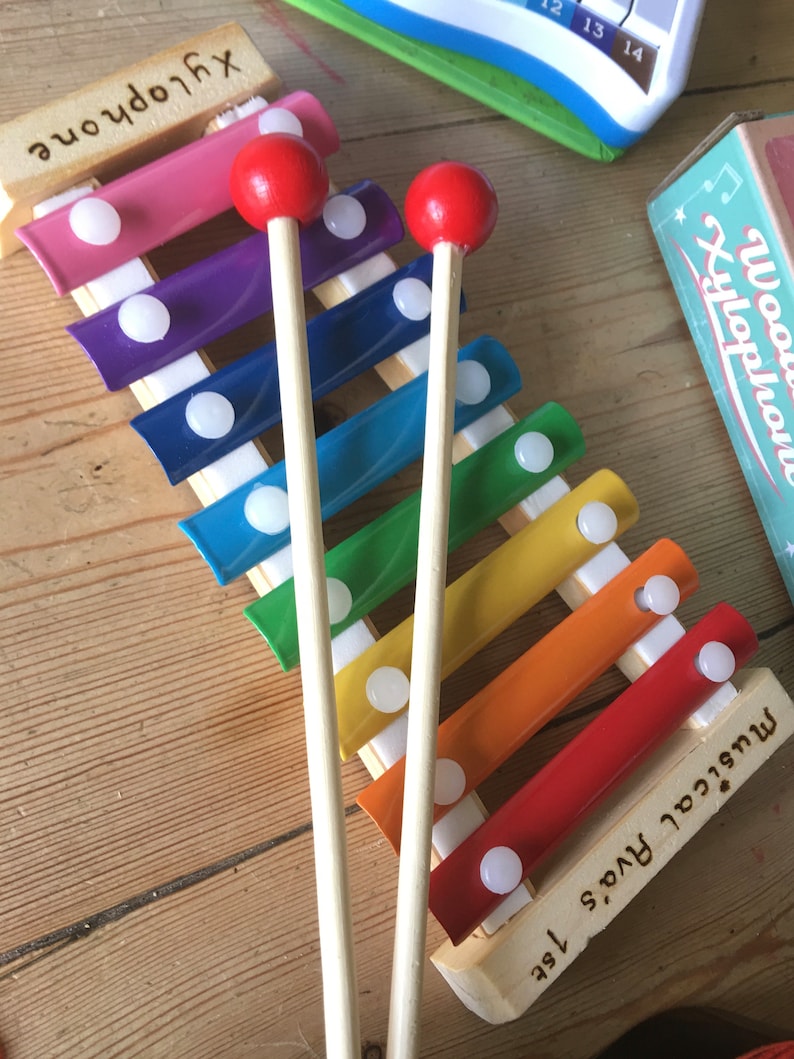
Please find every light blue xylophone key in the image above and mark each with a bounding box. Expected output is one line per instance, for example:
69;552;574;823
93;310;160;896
179;335;521;584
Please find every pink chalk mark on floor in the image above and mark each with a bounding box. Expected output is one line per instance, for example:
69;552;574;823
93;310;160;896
752;847;766;865
258;2;347;85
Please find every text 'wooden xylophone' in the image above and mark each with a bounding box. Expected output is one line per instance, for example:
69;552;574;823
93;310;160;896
3;23;793;1031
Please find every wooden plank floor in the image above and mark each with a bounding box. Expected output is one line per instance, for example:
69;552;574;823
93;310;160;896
1;1;793;1056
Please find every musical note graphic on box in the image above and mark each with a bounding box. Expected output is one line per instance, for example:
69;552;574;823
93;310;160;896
704;161;743;204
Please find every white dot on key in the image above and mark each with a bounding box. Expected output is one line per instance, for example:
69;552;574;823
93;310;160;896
514;431;554;474
243;485;290;535
695;641;736;683
392;277;431;320
184;391;235;440
117;293;171;343
365;666;410;714
323;194;367;239
68;197;122;246
434;758;467;806
455;360;491;405
576;501;618;544
479;846;523;895
258;107;304;137
636;574;680;616
326;577;353;625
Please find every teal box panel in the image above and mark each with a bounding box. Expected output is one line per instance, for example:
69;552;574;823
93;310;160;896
648;113;794;603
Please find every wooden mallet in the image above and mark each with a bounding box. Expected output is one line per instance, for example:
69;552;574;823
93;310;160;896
230;131;360;1059
388;161;498;1059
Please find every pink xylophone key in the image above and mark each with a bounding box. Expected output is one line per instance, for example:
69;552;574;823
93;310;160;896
16;91;339;294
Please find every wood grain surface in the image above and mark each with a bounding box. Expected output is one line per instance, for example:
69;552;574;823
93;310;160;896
1;2;793;1056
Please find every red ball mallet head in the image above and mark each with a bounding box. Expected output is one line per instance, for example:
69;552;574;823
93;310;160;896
229;131;329;231
405;161;498;255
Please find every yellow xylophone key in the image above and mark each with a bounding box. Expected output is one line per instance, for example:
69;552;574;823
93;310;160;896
335;468;640;759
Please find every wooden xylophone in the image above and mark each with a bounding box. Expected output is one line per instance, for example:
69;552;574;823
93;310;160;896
3;22;794;1030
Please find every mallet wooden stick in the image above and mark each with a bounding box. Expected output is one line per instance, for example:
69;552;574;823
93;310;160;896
230;132;360;1059
387;162;498;1059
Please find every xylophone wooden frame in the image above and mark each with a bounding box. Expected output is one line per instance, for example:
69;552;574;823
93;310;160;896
2;20;793;1034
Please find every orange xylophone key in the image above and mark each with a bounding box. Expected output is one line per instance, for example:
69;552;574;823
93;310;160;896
358;538;698;850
